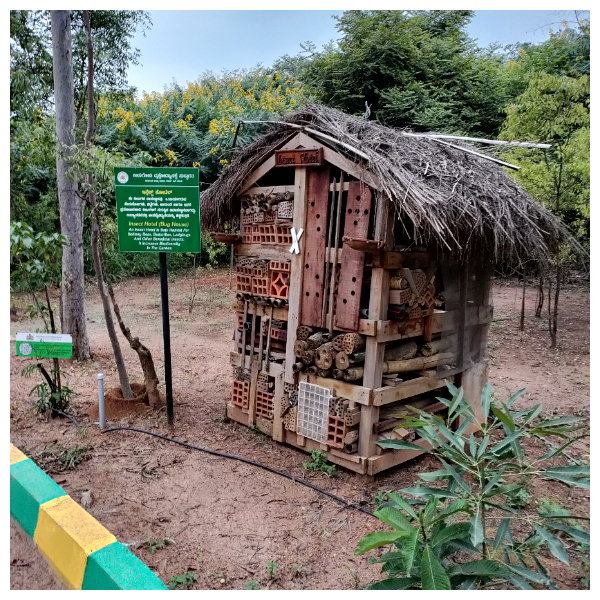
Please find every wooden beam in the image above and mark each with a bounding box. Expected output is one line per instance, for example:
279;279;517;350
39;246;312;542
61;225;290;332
372;376;451;407
359;194;393;457
367;438;431;475
235;244;294;261
240;185;295;197
376;305;493;343
305;373;371;405
233;302;289;322
230;351;284;377
284;167;308;384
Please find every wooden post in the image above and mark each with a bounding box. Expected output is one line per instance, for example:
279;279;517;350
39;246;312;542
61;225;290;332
358;194;393;457
284;167;308;384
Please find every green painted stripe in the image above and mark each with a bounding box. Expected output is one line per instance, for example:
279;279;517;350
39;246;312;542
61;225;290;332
82;542;167;590
10;459;66;537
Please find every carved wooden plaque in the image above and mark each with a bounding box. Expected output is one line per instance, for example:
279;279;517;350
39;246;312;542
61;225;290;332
274;148;323;167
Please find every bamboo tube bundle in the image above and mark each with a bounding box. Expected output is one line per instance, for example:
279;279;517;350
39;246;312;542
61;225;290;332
296;325;314;341
332;334;346;352
343;352;455;381
317;368;332;378
301;349;315;365
335;351;365;370
306;331;332;350
333;368;345;380
292;361;306;373
329;396;350;418
341;333;366;354
315;342;335;369
307;365;318;375
294;340;308;357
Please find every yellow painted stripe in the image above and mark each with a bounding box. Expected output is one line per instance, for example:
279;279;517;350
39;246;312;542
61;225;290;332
10;443;28;465
34;495;117;590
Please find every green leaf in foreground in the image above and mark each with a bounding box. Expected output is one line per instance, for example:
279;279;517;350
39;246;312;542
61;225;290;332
421;544;451;590
355;530;408;555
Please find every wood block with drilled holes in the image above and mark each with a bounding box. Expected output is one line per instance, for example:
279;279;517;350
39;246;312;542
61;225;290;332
334;182;373;331
300;165;331;328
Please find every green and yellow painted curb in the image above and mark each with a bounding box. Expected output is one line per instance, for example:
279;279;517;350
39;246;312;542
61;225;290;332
10;443;167;590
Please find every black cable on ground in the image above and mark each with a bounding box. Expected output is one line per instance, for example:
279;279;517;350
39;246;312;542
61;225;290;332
103;426;375;518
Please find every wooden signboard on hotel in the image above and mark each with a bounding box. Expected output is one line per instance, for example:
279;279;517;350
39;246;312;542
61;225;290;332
274;148;323;167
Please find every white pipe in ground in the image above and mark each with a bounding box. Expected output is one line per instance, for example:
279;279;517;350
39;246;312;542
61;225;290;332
97;373;105;430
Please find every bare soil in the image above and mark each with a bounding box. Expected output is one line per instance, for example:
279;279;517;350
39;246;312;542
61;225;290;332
9;271;590;590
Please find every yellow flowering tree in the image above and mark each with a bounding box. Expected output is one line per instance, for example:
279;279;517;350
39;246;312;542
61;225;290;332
96;68;307;184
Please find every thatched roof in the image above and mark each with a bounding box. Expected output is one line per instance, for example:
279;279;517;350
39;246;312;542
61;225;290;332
201;104;579;266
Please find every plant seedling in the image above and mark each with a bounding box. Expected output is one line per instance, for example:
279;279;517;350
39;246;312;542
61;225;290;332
267;560;278;579
169;571;196;590
303;450;336;477
245;579;260;590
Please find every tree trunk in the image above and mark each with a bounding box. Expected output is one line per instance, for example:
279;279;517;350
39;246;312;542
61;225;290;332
535;271;544;318
51;10;90;360
83;10;133;399
107;280;161;407
549;265;560;349
519;272;526;331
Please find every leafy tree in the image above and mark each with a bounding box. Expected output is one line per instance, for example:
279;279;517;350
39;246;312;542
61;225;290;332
294;10;511;136
499;72;589;348
10;10;54;120
10;222;75;415
96;68;306;185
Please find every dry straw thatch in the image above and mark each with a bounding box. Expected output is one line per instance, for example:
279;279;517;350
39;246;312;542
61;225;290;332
201;104;580;266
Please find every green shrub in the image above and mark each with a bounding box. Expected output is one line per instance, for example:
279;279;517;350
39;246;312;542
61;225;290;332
356;382;589;590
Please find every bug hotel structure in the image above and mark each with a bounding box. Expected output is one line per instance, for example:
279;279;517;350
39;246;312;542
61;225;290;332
203;105;575;476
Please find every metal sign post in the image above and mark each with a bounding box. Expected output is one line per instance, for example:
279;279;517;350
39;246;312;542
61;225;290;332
114;167;200;426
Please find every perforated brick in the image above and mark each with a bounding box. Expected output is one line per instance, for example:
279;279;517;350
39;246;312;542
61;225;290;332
252;276;270;297
409;305;422;319
270;327;287;341
252;261;269;277
236;273;252;293
269;271;289;300
253;224;277;244
252;211;265;223
241;226;253;244
283;406;297;431
232;379;250;410
276;224;293;246
277;200;293;219
263;210;276;224
269;260;291;273
256;390;274;419
326;415;346;448
297;381;331;443
241;212;254;225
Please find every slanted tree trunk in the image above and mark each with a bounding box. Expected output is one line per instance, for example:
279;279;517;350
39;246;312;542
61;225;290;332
106;280;161;407
51;10;90;360
83;10;133;399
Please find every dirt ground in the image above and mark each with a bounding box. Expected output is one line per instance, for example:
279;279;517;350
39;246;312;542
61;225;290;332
9;269;590;590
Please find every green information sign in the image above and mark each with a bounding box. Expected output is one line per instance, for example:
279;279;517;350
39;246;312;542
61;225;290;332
16;333;73;359
114;167;200;253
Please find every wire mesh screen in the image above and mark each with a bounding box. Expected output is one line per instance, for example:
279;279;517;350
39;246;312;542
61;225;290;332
436;260;493;378
297;381;332;443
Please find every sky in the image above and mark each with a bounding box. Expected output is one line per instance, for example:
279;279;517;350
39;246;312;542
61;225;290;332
126;8;589;97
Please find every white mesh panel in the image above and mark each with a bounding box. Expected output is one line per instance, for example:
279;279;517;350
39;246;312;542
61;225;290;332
296;381;331;443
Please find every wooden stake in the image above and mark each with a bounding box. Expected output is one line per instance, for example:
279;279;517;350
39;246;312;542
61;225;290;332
328;171;344;332
321;177;336;328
